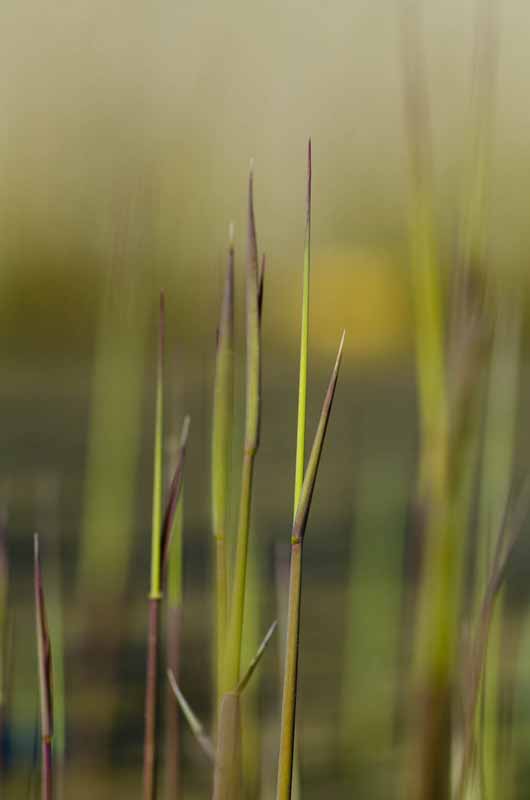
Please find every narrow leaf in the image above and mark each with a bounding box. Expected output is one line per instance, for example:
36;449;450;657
167;670;215;762
149;291;165;600
293;139;312;516
34;533;54;800
160;416;190;577
245;163;261;452
212;232;235;705
292;331;345;544
237;620;277;694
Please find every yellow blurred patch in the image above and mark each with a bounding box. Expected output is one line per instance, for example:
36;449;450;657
273;247;411;364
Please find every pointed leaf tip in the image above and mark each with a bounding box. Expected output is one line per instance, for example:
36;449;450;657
160;415;191;578
291;331;345;545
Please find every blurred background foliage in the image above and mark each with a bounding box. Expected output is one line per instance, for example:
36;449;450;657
3;0;530;798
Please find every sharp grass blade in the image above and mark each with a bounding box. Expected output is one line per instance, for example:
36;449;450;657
0;508;8;779
167;671;215;762
212;233;235;708
34;534;53;800
237;620;277;695
293;138;312;516
150;290;165;602
276;332;345;800
161;416;190;577
223;165;261;692
292;331;344;546
165;472;184;800
258;253;265;322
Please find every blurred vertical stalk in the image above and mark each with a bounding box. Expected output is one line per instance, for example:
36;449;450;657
400;3;453;798
78;194;150;603
0;507;8;781
214;167;261;800
277;140;312;800
340;456;407;792
475;289;521;799
34;535;54;800
165;439;184;800
222;167;261;695
241;539;261;800
35;477;66;800
76;189;151;756
144;293;165;800
212;231;235;711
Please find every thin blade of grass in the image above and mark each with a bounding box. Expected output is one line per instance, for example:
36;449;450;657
293;138;312;515
276;332;345;800
258;253;265;322
165;469;184;800
212;233;235;709
161;416;190;576
0;507;8;779
150;290;165;601
223;164;261;691
34;534;53;800
292;331;344;545
167;670;215;762
237;620;277;694
144;292;166;800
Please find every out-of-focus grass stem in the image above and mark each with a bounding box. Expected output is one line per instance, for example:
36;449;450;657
165;479;184;800
0;509;7;780
143;292;166;800
34;534;53;800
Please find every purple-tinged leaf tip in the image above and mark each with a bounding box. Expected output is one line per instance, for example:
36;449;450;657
291;331;345;545
161;416;191;577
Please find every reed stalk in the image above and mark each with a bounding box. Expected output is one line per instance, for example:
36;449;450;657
0;509;7;781
143;292;166;800
144;293;190;800
34;534;53;800
212;230;235;710
222;166;261;694
165;484;184;800
276;332;345;800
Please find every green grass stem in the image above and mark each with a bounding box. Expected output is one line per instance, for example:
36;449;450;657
223;166;261;693
34;534;53;800
212;230;235;708
276;332;345;800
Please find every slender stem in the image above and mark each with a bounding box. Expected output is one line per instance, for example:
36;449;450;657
276;542;303;800
212;235;234;708
150;294;165;601
42;738;53;800
144;597;161;800
276;334;344;800
212;692;242;800
223;450;255;691
165;605;181;799
222;168;260;693
293;139;312;514
165;485;184;799
34;535;53;800
143;294;166;800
